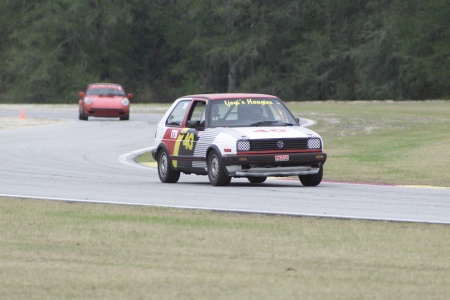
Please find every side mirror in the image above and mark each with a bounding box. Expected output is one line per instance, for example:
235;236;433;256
127;93;133;99
295;118;301;126
186;120;199;129
79;91;85;98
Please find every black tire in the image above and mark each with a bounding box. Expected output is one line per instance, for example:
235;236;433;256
79;107;88;121
207;150;231;186
157;149;180;183
120;114;129;121
247;177;267;184
299;165;323;186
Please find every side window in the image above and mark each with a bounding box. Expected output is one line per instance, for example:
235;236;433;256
166;100;191;127
189;101;206;121
187;101;207;129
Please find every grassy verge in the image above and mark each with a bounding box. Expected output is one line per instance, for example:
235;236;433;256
288;101;450;186
0;117;68;130
1;197;449;299
135;151;155;164
2;101;449;299
138;100;450;186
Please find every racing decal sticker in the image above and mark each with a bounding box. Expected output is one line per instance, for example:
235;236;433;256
182;132;194;150
172;128;189;168
170;130;178;139
275;155;289;161
254;129;287;132
192;129;221;169
170;128;202;168
224;99;274;107
89;84;121;88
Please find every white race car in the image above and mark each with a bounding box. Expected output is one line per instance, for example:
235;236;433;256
152;93;327;186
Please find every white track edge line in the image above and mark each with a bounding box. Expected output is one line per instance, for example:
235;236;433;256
118;146;157;170
1;193;448;225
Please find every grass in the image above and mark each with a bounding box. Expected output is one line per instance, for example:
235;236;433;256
2;101;450;299
287;101;450;186
138;100;450;186
1;197;449;299
135;151;155;164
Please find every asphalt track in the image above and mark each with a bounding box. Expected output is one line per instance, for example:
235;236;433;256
1;109;449;224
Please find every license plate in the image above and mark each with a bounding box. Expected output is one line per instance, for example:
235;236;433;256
275;155;289;161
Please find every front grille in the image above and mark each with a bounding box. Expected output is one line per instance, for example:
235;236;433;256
237;138;321;152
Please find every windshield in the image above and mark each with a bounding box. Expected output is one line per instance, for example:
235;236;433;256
86;88;125;97
209;98;298;128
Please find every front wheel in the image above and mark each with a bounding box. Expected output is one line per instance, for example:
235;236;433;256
157;149;180;183
79;107;88;121
120;114;129;121
299;165;323;186
248;177;267;184
207;150;231;186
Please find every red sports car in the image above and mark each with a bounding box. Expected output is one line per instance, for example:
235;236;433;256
78;83;133;121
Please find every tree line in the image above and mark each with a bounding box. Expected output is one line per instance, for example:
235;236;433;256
0;0;449;103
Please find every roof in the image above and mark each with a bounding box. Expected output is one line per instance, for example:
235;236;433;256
182;93;278;100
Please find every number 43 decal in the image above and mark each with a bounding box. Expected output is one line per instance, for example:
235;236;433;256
182;133;194;150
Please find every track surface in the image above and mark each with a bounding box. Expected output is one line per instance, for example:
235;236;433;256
1;109;449;224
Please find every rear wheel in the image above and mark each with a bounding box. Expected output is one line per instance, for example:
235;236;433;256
207;150;231;186
299;165;323;186
158;149;180;183
248;177;267;184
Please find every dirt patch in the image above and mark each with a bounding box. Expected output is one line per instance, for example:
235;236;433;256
0;117;67;130
0;104;73;130
0;104;78;112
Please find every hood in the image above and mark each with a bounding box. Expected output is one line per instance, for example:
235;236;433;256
88;95;126;108
215;126;321;140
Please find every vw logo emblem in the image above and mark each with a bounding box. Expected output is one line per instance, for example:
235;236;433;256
277;141;284;148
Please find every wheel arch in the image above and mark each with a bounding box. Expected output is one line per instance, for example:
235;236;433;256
206;144;222;161
156;143;177;171
206;144;230;176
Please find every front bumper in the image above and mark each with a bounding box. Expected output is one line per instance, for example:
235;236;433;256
235;166;320;177
221;151;327;177
84;107;129;117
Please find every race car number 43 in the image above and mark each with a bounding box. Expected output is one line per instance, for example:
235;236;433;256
152;93;327;187
275;155;289;161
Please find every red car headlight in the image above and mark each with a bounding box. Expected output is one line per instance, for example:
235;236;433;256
84;97;93;105
121;98;130;106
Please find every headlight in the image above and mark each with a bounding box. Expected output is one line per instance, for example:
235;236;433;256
121;98;130;106
307;138;321;149
84;97;93;105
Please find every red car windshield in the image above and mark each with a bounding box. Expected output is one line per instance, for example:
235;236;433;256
86;88;125;97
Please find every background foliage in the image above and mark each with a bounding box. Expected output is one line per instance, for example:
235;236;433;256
0;0;449;103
